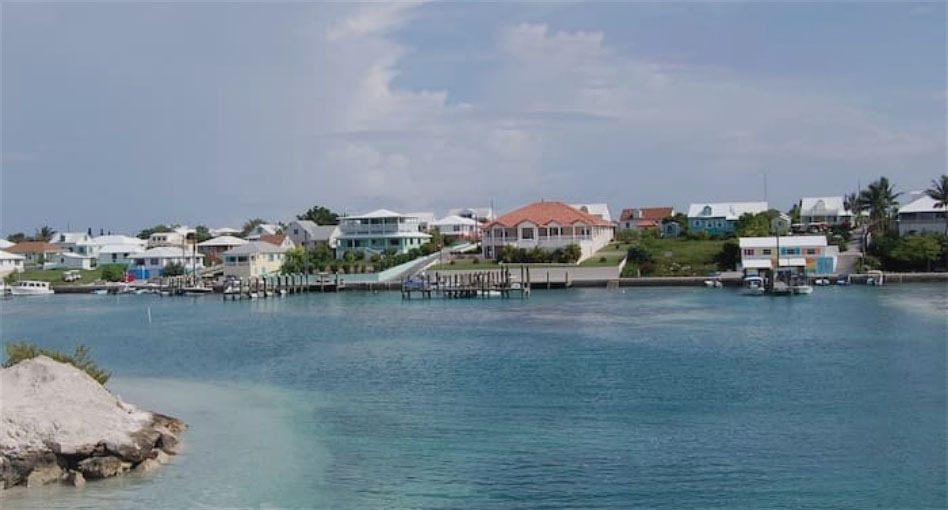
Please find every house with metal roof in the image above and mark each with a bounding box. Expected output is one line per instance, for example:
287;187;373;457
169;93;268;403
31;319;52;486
799;196;852;227
197;235;248;264
335;209;431;258
431;215;480;241
481;200;615;262
897;195;946;235
687;202;769;235
0;250;25;277
127;247;204;279
221;241;288;278
447;207;495;223
285;220;340;250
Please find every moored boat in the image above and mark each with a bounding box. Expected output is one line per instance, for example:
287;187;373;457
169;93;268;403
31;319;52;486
10;281;55;296
741;276;765;296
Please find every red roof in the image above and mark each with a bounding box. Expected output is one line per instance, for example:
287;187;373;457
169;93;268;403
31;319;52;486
619;207;674;222
259;234;289;246
6;242;61;254
486;201;613;229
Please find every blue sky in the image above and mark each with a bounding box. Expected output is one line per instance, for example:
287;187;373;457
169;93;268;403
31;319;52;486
2;2;944;235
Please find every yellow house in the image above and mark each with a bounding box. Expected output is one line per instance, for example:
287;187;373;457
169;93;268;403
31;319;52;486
222;241;287;278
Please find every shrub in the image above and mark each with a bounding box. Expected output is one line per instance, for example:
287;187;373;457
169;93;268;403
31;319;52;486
626;244;653;265
100;264;126;282
472;258;480;265
163;262;185;277
714;240;740;270
599;256;607;263
4;342;110;385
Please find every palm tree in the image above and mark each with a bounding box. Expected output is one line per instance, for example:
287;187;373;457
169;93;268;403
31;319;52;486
924;174;948;236
844;192;865;227
33;225;56;242
857;177;900;236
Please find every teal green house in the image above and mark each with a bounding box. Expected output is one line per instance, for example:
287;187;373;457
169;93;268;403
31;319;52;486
687;202;769;235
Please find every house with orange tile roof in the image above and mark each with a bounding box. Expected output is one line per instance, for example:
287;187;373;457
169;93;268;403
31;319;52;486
618;207;675;231
6;241;62;267
481;201;615;262
258;234;295;250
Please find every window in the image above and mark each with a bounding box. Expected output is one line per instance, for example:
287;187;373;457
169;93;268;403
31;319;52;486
521;228;534;239
743;249;754;256
150;258;159;265
293;229;299;235
806;248;816;255
762;249;772;255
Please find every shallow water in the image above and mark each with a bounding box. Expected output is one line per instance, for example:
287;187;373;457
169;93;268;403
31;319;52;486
1;285;945;509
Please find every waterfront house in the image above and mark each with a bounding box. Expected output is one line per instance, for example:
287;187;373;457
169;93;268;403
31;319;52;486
285;220;340;250
54;232;99;261
405;212;436;232
431;215;480;241
148;231;186;247
571;203;613;222
448;207;495;223
687;202;769;235
618;207;674;231
7;242;62;268
221;241;287;278
0;250;25;277
481;201;614;262
738;235;837;275
259;234;295;250
197;235;247;264
127;247;204;279
897;195;946;235
335;209;432;258
246;223;280;240
799;196;852;227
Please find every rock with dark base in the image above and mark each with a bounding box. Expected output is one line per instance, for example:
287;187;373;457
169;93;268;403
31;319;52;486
0;357;187;490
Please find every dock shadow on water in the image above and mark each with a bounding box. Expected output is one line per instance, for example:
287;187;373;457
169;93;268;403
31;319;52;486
1;378;331;510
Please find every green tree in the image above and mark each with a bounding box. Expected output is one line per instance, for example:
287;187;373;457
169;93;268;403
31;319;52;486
100;264;126;282
924;174;948;236
844;192;864;227
296;205;339;225
33;225;56;242
714;239;741;270
281;247;308;274
626;243;653;265
563;244;582;263
890;235;942;272
240;218;267;237
193;225;213;243
857;177;900;236
6;232;27;243
787;203;801;224
137;224;172;240
163;262;185;277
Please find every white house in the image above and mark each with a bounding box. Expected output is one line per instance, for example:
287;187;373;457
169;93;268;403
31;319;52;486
431;215;480;241
448;207;495;223
54;252;96;270
209;227;242;237
687;202;769;235
571;203;613;222
93;235;147;267
481;201;615;262
405;212;436;232
897;195;947;235
0;239;15;250
127;247;204;279
246;223;280;240
335;209;431;258
0;250;25;277
618;207;675;231
197;235;247;264
738;235;838;275
285;220;340;250
799;196;852;227
148;231;186;247
52;232;99;268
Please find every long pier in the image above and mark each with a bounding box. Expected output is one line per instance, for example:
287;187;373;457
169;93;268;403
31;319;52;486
402;267;532;299
221;273;344;300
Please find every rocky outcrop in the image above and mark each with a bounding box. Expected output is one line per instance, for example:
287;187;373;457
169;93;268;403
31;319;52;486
0;356;187;490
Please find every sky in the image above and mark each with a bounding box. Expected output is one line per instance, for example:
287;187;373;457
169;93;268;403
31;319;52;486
2;1;945;235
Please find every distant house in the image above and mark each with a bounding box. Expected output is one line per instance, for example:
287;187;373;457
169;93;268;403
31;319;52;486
799;196;852;227
127;247;204;279
258;234;295;250
739;236;838;275
405;212;436;232
897;195;947;235
662;221;683;238
246;223;280;240
618;207;675;231
148;231;186;247
570;203;612;223
53;232;99;265
687;202;769;235
7;242;62;267
0;239;15;250
209;227;242;237
335;209;432;258
431;215;480;241
56;252;96;270
481;201;614;262
93;235;146;267
448;207;495;223
222;241;287;278
0;250;25;277
285;220;340;250
197;235;247;264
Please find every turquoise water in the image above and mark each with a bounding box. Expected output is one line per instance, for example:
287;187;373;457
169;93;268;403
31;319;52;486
1;285;945;509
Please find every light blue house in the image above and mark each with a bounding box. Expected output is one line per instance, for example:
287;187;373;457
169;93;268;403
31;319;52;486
335;209;432;259
687;202;769;235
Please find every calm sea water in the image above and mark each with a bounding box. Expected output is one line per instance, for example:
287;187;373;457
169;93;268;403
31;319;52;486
1;285;945;509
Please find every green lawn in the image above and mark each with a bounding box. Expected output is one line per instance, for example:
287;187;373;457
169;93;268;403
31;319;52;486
621;238;726;277
7;267;103;285
579;243;629;267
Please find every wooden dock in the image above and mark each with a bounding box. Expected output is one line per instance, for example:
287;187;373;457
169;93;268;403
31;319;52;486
222;273;344;300
402;267;532;299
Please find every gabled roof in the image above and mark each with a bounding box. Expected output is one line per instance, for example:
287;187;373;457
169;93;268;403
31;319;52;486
197;235;248;247
55;232;93;245
899;195;946;214
59;252;93;260
93;235;146;246
6;242;61;254
259;234;292;247
405;212;436;224
344;209;409;220
619;207;674;222
486;201;613;229
800;196;850;216
448;207;495;221
687;202;769;220
222;241;287;256
209;227;241;237
432;215;478;227
0;250;24;261
570;203;612;222
0;239;15;249
98;244;146;255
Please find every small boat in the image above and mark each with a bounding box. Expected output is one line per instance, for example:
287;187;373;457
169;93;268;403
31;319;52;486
741;276;765;296
90;289;109;295
771;281;792;296
791;285;813;295
813;278;831;286
704;279;723;288
836;274;850;286
11;281;55;296
866;270;884;286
